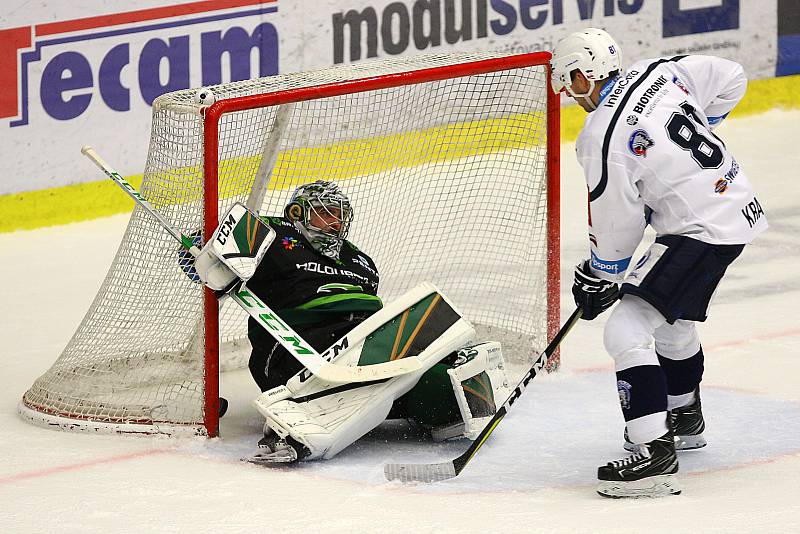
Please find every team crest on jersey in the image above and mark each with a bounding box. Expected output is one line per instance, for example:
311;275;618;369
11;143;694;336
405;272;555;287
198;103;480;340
628;129;654;157
626;114;638;125
672;76;690;95
617;380;633;410
282;236;300;250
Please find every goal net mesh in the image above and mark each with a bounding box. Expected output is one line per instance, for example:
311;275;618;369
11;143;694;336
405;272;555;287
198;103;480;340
20;52;556;435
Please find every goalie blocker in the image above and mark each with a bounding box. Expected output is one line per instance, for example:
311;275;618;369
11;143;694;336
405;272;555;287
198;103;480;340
253;284;513;462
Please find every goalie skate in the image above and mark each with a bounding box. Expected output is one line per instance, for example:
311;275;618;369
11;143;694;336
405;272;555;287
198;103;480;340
245;434;302;465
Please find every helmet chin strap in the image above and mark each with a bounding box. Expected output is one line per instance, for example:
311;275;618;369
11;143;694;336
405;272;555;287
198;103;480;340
581;94;598;111
567;79;598;110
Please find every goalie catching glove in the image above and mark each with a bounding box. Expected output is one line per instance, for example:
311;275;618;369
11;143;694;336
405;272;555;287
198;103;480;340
572;259;619;320
181;203;275;292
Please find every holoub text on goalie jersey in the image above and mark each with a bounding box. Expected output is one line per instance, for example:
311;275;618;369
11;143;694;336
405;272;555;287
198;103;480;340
577;55;768;282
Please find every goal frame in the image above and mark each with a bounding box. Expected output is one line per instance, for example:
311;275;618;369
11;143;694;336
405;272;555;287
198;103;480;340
200;51;561;437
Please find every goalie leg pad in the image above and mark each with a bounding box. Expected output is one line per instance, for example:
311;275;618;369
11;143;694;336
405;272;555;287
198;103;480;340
253;284;476;460
404;341;512;441
445;341;512;440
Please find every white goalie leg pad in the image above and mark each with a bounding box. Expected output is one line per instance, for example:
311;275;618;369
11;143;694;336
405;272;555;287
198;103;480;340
438;341;513;441
253;283;476;460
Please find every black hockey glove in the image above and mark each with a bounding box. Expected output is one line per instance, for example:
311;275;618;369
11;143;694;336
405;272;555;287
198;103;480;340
572;260;619;320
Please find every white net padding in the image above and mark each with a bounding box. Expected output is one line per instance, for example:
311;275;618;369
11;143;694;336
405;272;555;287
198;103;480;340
20;52;557;436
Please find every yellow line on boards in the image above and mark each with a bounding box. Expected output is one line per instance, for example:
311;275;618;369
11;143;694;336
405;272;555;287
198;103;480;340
1;74;797;234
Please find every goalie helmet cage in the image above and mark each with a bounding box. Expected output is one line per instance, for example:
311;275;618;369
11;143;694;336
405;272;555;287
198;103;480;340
19;51;560;438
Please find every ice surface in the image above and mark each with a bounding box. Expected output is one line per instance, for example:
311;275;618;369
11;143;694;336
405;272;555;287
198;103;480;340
1;110;799;533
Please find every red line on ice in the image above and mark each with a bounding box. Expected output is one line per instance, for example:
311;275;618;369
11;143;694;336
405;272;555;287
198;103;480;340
0;448;171;485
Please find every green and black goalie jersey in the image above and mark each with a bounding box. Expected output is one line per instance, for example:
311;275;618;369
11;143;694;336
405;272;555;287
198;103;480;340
246;216;382;330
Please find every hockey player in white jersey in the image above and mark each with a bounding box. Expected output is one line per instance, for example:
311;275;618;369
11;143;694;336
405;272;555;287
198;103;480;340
550;28;767;498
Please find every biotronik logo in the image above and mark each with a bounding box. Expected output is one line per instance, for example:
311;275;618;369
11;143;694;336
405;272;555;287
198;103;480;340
1;0;280;127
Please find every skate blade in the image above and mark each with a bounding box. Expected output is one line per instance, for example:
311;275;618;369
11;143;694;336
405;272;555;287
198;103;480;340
675;434;707;450
623;434;707;452
243;449;298;465
597;474;681;499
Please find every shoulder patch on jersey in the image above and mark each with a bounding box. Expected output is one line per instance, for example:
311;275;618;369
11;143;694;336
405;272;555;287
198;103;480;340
628;129;654;157
671;75;690;95
281;236;301;250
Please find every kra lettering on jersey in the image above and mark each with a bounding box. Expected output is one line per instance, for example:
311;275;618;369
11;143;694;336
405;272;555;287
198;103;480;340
741;196;764;228
633;75;669;114
603;69;639;109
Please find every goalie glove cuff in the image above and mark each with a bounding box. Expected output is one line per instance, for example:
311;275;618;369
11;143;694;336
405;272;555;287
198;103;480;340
194;245;238;291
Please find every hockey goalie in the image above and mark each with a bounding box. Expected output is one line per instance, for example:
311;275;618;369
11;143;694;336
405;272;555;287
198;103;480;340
184;180;513;463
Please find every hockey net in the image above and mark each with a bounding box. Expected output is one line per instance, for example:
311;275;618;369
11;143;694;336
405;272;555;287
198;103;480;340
19;51;560;437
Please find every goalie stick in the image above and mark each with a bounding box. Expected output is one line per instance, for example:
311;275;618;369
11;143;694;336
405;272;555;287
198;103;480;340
383;307;582;483
80;145;422;384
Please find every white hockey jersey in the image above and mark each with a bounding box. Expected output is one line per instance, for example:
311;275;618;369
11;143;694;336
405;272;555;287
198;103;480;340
576;55;768;282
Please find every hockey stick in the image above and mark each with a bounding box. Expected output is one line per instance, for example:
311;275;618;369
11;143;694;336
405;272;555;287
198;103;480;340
80;145;422;384
383;307;583;483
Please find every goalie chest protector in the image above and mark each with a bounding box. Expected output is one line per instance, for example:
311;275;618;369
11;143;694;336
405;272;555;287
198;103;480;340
245;216;381;325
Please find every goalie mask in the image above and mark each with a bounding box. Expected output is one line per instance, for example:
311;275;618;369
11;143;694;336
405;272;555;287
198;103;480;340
285;180;353;259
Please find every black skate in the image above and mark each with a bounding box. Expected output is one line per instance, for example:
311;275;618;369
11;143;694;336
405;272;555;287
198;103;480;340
670;390;707;450
623;390;706;452
598;431;681;498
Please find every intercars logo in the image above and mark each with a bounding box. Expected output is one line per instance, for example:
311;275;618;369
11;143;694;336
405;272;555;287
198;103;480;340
0;0;279;127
